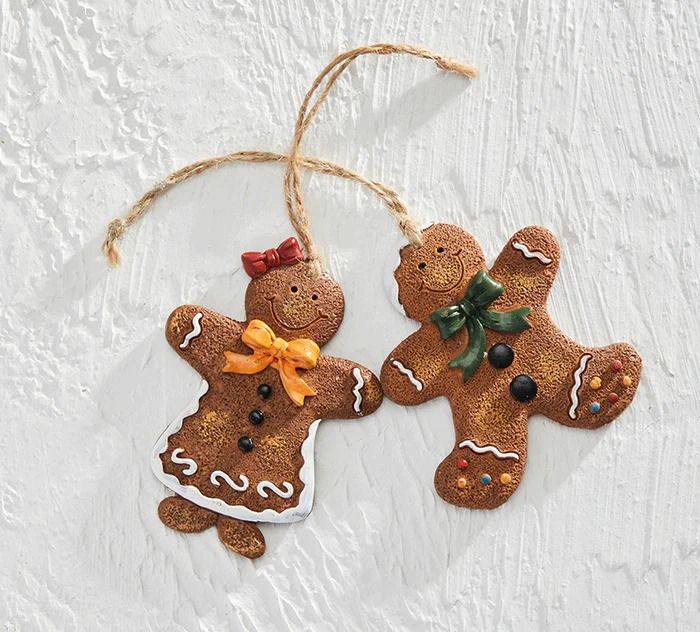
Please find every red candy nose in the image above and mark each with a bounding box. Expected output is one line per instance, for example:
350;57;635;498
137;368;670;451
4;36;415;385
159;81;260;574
457;458;469;469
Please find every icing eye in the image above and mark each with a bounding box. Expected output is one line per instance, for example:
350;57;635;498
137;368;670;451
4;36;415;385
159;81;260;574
418;262;427;270
311;293;318;301
291;286;298;293
437;246;445;253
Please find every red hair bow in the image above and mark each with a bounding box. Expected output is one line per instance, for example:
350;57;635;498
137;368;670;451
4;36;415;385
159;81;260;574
241;237;304;278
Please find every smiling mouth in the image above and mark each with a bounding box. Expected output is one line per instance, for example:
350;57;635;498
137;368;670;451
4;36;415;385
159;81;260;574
419;251;466;293
266;297;326;331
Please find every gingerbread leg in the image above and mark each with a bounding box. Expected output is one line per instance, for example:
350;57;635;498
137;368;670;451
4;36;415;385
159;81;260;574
216;517;266;559
434;408;529;510
158;496;218;533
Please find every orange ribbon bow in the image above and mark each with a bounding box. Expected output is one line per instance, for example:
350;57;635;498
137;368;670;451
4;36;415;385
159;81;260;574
222;320;320;406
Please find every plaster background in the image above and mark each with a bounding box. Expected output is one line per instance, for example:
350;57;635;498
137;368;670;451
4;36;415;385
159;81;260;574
1;1;699;630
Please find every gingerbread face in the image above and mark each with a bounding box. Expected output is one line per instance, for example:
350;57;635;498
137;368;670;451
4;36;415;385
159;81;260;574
395;224;486;322
245;262;345;347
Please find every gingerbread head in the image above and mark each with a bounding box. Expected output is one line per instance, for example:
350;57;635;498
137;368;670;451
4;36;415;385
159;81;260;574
382;224;641;510
152;238;383;558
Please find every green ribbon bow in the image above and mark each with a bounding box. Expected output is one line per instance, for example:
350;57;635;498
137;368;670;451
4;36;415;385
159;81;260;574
429;270;531;382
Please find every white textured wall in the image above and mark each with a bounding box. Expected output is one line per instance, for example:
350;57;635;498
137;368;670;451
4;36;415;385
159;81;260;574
2;1;699;630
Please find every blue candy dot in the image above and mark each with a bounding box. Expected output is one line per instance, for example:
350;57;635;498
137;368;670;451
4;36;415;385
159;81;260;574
480;474;492;485
590;402;601;413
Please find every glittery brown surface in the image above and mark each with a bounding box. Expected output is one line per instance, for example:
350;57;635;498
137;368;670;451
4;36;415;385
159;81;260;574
156;261;383;557
381;224;642;510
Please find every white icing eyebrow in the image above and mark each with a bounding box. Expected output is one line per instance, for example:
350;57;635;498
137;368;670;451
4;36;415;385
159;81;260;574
512;241;552;265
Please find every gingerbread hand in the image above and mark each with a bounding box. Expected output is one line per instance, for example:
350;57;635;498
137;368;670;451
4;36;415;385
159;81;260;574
307;356;383;420
165;305;244;381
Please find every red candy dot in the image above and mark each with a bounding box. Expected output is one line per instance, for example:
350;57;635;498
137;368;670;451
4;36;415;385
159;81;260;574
457;458;469;469
609;392;619;403
611;360;622;372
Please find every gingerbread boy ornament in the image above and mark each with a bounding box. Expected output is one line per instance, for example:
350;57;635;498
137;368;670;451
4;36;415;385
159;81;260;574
152;238;382;558
381;224;641;509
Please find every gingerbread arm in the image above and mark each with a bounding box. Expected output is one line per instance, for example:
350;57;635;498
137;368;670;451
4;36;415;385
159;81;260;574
164;305;245;382
380;325;462;406
533;333;642;430
489;226;561;310
304;356;383;420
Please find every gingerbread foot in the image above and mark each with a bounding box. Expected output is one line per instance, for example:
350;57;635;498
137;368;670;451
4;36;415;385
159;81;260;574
216;517;266;559
434;442;525;510
158;496;218;533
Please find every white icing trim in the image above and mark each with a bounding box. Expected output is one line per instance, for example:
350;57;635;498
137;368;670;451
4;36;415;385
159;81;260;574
151;387;321;524
568;354;592;420
458;439;520;461
391;359;424;392
210;471;249;492
179;312;203;349
351;367;364;414
170;448;198;475
512;241;552;265
256;481;294;499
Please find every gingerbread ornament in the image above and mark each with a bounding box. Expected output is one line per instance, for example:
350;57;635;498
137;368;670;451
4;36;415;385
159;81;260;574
380;223;642;509
282;46;641;511
152;246;382;557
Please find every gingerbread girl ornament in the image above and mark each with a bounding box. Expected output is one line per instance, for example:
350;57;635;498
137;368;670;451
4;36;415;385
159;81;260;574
152;238;382;557
381;224;641;509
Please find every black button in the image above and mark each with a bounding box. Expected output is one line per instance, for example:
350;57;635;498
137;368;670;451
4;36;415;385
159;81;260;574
488;343;514;369
248;409;264;425
257;384;272;399
509;374;538;402
237;436;254;452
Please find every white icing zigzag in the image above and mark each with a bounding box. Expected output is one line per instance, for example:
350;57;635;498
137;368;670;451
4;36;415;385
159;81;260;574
257;481;294;499
351;367;364;414
458;439;520;461
179;312;203;349
210;471;249;492
391;359;423;392
568;354;592;420
170;448;198;475
512;241;553;265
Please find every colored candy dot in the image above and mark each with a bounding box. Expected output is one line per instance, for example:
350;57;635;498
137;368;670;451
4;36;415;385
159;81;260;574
609;392;619;403
457;458;469;469
590;376;602;390
457;477;467;489
622;375;632;387
500;473;512;485
480;474;492;485
590;402;601;414
611;360;622;372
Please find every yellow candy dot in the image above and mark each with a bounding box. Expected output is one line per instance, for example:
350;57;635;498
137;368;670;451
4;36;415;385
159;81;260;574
457;477;467;489
500;473;512;485
590;377;602;390
622;375;632;387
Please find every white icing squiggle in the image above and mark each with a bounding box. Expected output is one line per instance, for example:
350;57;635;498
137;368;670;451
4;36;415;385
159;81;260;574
210;471;249;492
351;367;364;414
512;241;553;265
459;439;520;461
170;448;198;475
568;354;592;420
179;312;203;349
391;359;423;392
257;481;294;499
